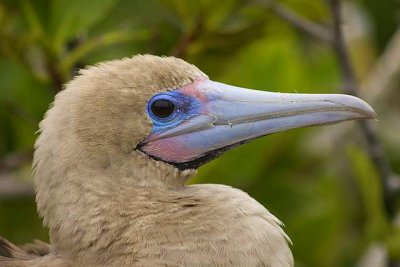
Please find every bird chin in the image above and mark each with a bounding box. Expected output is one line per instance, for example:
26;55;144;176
138;140;250;170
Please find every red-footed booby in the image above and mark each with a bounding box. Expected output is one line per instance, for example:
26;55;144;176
0;55;375;266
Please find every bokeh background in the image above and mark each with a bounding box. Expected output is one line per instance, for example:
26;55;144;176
0;0;399;266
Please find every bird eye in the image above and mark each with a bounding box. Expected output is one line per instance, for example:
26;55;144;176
150;99;175;119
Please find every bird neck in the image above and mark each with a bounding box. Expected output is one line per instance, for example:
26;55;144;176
33;127;195;261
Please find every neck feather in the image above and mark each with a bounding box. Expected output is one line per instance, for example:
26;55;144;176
33;108;195;259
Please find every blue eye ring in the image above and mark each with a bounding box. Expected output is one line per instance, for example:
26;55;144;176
147;94;180;123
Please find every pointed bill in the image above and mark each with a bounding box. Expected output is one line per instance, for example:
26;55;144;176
140;79;376;168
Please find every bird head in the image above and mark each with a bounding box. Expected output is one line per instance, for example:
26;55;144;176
32;54;376;259
33;55;376;250
35;54;376;189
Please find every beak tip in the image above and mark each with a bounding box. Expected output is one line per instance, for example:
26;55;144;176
369;110;378;120
356;102;377;120
337;94;377;120
357;101;377;120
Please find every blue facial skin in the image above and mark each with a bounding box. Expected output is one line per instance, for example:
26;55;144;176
146;90;202;135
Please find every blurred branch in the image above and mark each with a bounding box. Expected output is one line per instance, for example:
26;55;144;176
0;175;34;199
0;150;33;173
255;0;333;44
362;25;400;103
329;0;357;95
356;243;388;267
328;0;395;219
170;16;204;59
0;150;34;199
45;57;64;93
5;101;39;126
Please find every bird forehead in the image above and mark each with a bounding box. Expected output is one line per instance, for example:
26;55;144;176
83;56;207;99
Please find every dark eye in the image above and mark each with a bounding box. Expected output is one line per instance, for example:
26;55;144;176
151;99;175;118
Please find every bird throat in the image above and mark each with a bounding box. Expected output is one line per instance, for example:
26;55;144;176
138;140;249;170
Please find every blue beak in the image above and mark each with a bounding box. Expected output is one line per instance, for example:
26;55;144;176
140;79;376;169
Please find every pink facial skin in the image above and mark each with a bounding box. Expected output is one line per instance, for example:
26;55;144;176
140;78;212;163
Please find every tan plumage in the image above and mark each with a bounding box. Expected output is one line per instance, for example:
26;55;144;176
0;55;293;266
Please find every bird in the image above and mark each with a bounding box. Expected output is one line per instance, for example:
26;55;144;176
0;55;375;267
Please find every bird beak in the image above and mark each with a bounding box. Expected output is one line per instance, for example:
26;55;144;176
140;79;376;168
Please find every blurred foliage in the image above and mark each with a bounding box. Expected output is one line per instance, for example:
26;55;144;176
0;0;399;266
